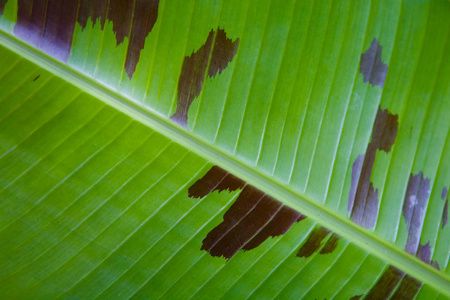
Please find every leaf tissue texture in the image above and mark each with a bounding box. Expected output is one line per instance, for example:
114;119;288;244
0;0;449;299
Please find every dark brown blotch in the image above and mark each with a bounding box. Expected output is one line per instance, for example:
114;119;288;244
390;275;422;300
189;166;341;260
348;107;398;228
243;205;306;251
203;191;279;259
13;0;159;78
0;0;7;14
365;265;405;299
442;187;448;229
33;75;40;81
208;29;239;77
360;38;388;87
364;265;426;300
200;185;305;260
296;227;332;258
118;0;160;77
189;166;306;260
319;233;340;255
188;165;245;198
402;172;430;255
77;0;108;30
171;28;239;128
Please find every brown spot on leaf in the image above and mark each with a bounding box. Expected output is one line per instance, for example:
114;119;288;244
442;187;448;229
365;265;405;299
189;166;341;260
200;186;304;260
189;166;305;260
360;38;388;87
33;75;40;81
188;165;245;198
364;265;425;300
296;227;340;258
416;242;440;270
77;0;108;30
391;275;422;300
171;28;239;128
319;233;340;255
402;172;430;255
243;205;306;251
13;0;159;78
297;227;330;258
348;107;398;228
0;0;7;14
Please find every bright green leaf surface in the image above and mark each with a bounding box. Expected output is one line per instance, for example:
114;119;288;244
0;0;449;298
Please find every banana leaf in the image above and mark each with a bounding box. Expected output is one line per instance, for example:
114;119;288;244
0;0;449;298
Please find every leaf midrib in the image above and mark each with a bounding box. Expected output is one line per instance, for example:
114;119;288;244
1;29;448;296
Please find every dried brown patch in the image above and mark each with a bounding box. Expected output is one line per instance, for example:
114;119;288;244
348;107;398;228
171;28;239;128
365;265;405;299
319;233;340;255
188;165;245;198
364;265;426;300
12;0;159;78
391;275;422;300
189;166;342;260
0;0;7;14
189;166;305;260
296;227;330;258
296;227;340;258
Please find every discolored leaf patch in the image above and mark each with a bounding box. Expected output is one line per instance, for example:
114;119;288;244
348;106;398;228
416;242;440;270
188;165;245;198
402;172;431;255
296;227;340;258
360;38;388;87
363;261;437;300
365;265;405;299
390;274;422;300
200;188;304;259
5;0;159;78
319;232;340;255
442;187;448;229
171;28;239;128
188;166;342;261
189;166;305;259
364;265;424;300
0;0;6;14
